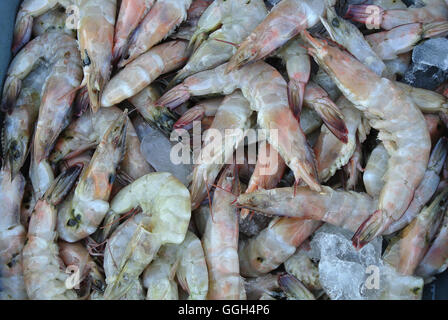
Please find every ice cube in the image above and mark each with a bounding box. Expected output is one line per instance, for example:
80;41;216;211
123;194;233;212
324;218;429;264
403;63;448;90
412;38;448;71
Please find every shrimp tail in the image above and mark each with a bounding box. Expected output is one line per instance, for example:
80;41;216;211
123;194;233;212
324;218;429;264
156;84;191;110
429;137;448;170
344;4;384;25
44;164;83;206
312;99;349;143
288;80;305;118
352;209;388;249
226;41;260;74
1;78;21;112
12;13;33;55
292;147;321;192
422;21;448;39
174;106;205;129
189;31;207;53
278;273;315;300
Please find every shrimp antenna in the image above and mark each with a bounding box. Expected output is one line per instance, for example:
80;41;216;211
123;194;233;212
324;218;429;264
99;208;140;230
213;39;240;48
57;84;84;102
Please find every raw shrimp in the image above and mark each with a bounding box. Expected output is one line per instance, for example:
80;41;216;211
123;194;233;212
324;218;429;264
244;273;283;300
58;241;105;295
385;137;448;234
29;158;55;200
113;0;155;62
32;5;73;37
174;97;223;130
314;96;365;182
77;0;117;112
157;61;321;192
103;173;191;299
395;82;448;114
20;181;37;229
22;165;82;300
173;0;268;83
202;165;244;299
366;22;448;61
57;111;128;242
363;143;389;198
2;65;49;177
276;38;310;115
346;0;448;30
343;139;363;190
240;142;286;219
50;106;152;181
128;85;177;136
11;0;60;54
2;32;82;131
237;186;377;233
226;0;336;72
118;0;192;67
190;91;253;210
176;231;209;300
278;273;315;300
102;40;188;107
171;0;214;41
142;245;179;300
321;7;387;76
383;187;448;275
304;31;431;248
0;169;26;300
238;218;321;277
416;207;448;279
303;82;348;143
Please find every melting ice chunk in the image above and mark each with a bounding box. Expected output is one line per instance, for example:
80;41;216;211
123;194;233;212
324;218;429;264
412;38;448;71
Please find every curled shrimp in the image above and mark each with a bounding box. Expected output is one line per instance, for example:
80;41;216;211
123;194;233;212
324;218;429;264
113;0;155;63
385;137;448;234
128;85;177;137
103;172;191;299
238;217;321;278
346;0;448;30
158;61;321;192
58;241;106;295
202;165;244;299
118;0;192;67
366;22;448;61
226;0;336;72
0;169;26;300
383;187;448;275
57;110;128;242
190;91;253;210
321;6;387;76
2;65;49;177
50;106;152;181
102;40;188;107
173;0;268;83
303;31;431;248
314;96;365;182
77;0;117;112
22;165;82;300
11;0;60;55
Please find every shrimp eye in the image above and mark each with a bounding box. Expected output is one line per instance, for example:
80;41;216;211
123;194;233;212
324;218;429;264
332;18;340;28
256;257;264;263
67;218;77;227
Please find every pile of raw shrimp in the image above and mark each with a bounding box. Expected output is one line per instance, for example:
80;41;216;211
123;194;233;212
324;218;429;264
1;0;448;301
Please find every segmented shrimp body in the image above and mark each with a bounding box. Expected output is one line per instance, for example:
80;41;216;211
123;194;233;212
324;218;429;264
174;0;268;83
118;0;192;67
0;170;26;300
190;91;253;210
77;0;117;112
346;0;448;30
57;111;128;242
202;165;243;299
22;166;82;300
50;106;152;181
226;0;336;72
103;173;191;299
363;143;389;198
102;40;188;107
158;61;321;192
113;0;155;62
304;31;431;248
